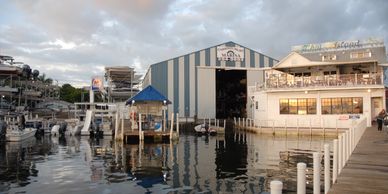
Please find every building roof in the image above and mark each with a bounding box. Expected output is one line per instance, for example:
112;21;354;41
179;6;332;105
126;85;171;105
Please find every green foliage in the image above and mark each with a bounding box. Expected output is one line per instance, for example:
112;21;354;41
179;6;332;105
60;84;89;103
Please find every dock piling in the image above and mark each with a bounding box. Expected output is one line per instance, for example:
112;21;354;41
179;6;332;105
297;162;306;194
313;152;321;194
333;139;338;183
324;144;330;194
270;180;283;194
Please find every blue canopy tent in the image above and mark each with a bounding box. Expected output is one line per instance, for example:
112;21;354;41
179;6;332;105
126;85;171;105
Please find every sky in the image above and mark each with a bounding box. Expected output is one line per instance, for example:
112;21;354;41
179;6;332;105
0;0;387;87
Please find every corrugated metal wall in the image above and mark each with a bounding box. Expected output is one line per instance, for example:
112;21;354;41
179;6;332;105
148;41;278;119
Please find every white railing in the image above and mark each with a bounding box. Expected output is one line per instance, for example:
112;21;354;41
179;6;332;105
268;116;368;194
253;73;383;92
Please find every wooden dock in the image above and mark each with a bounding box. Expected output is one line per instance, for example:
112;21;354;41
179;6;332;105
124;130;174;143
329;126;388;194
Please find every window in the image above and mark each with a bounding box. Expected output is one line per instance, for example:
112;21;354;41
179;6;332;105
289;99;298;114
280;99;289;114
321;98;331;114
321;97;363;114
279;98;316;115
350;51;371;59
298;99;307;115
322;54;337;61
307;99;317;114
332;98;342;114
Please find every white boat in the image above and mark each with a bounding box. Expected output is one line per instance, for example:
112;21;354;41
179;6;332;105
51;124;60;136
194;123;217;135
6;125;37;142
65;119;83;136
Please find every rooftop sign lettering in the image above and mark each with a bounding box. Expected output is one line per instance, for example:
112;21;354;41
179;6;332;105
292;38;384;53
217;45;244;62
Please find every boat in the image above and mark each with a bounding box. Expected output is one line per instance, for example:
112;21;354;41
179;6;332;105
194;124;217;135
65;119;83;136
5;118;37;142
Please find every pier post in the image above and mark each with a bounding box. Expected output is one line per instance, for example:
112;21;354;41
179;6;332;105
333;139;338;183
297;162;306;194
234;117;236;125
209;118;211;126
310;119;312;136
297;119;299;136
342;133;346;167
322;118;325;137
338;135;343;173
324;144;330;194
115;111;119;140
121;114;124;141
313;152;321;194
224;119;226;129
346;128;352;160
243;118;245;128
170;113;174;136
238;117;241;127
272;120;275;135
176;113;179;138
139;113;143;141
270;180;283;194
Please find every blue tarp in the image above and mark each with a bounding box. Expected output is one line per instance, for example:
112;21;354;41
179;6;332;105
126;85;171;105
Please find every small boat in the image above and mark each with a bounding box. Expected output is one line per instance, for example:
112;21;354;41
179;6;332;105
194;124;217;135
65;119;83;136
6;123;37;142
51;124;60;136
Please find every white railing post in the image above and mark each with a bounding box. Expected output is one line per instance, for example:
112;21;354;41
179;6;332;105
270;180;283;194
333;139;338;183
313;152;321;194
238;117;241;127
342;133;346;167
338;135;343;173
139;113;142;141
324;144;330;194
297;163;306;194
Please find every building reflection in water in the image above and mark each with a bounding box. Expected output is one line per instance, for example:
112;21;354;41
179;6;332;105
0;130;331;194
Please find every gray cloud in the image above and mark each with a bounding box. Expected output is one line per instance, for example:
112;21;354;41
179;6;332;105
0;0;387;87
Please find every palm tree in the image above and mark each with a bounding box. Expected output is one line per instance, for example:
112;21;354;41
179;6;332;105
38;73;53;84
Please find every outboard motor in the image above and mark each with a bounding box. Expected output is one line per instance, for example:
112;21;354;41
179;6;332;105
0;121;6;141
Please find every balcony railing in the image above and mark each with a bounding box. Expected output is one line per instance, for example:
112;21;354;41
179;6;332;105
250;73;383;92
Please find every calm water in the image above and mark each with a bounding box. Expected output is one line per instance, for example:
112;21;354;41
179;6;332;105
0;131;333;194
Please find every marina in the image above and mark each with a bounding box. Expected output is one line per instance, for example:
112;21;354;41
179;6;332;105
0;130;334;194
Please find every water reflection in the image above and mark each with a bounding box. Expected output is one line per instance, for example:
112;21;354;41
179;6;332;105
0;131;332;194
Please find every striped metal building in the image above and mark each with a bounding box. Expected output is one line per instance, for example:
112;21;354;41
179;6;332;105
142;41;278;119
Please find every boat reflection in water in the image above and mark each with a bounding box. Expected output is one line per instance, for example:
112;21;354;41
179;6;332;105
0;130;332;194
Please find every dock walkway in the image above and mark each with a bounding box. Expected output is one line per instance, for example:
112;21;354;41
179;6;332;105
329;126;388;194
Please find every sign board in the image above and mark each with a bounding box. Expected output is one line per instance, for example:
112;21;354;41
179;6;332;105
217;45;244;61
91;77;103;91
292;37;384;53
338;115;349;120
349;114;360;120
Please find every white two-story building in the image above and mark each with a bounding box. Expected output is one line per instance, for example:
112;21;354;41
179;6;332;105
251;38;387;128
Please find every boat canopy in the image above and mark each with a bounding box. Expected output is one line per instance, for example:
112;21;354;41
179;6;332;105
126;85;171;105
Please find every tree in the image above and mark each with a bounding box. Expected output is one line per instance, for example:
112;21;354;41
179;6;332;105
59;84;86;103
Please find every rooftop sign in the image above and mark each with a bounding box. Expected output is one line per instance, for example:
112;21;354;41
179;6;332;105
292;37;384;53
217;45;244;61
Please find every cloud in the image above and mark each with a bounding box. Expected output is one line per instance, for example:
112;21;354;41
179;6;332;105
0;0;387;87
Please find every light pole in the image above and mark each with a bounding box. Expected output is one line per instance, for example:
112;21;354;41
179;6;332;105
1;95;4;109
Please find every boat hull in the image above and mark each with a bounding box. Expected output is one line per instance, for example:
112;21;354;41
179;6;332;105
6;128;37;142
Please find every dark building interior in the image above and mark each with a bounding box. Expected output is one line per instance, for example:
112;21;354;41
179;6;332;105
216;69;247;119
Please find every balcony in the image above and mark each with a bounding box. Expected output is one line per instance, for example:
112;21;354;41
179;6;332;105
250;73;383;92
